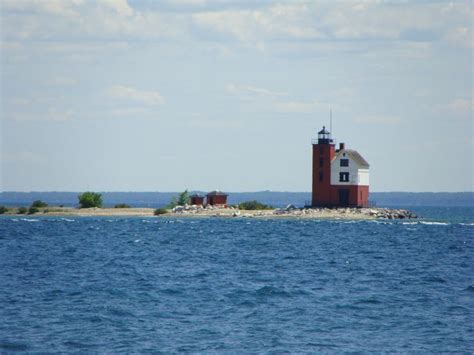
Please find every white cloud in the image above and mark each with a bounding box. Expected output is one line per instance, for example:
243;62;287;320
105;85;165;105
100;0;134;17
441;98;474;114
273;101;321;114
193;4;322;44
354;115;401;125
48;76;78;86
6;108;75;122
226;83;287;97
107;107;150;116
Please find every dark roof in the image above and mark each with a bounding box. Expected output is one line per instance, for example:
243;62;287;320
207;190;228;197
189;194;203;198
318;126;330;135
335;149;370;168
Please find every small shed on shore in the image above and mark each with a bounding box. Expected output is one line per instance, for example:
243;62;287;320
189;194;204;206
206;190;228;206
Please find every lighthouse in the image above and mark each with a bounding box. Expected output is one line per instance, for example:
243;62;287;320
312;126;370;207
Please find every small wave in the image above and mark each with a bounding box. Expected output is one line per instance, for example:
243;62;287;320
419;221;449;226
463;285;474;292
459;222;474;226
20;218;39;222
61;218;75;222
423;276;447;283
256;285;290;298
0;341;30;351
355;298;382;305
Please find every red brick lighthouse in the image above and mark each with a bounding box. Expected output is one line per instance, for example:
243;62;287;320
312;126;370;207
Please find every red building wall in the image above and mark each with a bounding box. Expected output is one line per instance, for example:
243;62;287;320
328;185;369;208
190;196;204;206
312;143;336;206
207;195;227;206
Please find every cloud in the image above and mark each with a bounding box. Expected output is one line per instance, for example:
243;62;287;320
6;108;75;122
226;83;287;97
353;115;401;125
48;76;78;86
273;100;321;114
193;4;322;44
105;85;165;105
107;107;151;116
1;0;471;53
440;98;474;114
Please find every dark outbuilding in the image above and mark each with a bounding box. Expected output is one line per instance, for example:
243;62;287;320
189;194;204;206
206;191;228;206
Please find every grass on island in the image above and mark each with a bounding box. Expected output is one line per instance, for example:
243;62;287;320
154;208;169;216
238;200;273;210
114;203;131;208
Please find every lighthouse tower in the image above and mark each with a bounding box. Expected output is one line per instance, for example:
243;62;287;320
312;126;336;207
311;126;370;207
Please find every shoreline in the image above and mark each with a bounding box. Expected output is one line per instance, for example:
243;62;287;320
0;206;417;220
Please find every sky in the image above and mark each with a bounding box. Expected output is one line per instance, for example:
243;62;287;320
0;0;472;192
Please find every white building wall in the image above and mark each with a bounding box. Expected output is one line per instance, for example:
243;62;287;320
358;169;370;186
331;153;370;186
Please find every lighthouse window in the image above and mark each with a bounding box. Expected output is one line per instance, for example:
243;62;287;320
319;172;323;182
319;158;324;167
339;172;349;182
320;147;324;155
340;159;349;167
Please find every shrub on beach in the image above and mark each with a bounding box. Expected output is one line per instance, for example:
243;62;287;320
114;203;131;208
17;207;28;214
31;200;48;208
78;192;103;208
238;200;273;210
154;208;168;216
28;206;39;215
0;206;8;214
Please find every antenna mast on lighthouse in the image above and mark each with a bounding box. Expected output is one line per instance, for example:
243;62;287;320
330;109;333;138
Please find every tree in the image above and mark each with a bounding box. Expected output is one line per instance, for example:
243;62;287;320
168;189;189;208
78;192;103;208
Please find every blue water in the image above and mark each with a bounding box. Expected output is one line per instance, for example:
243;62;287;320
1;207;473;352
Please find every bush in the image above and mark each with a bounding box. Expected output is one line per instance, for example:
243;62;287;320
238;200;273;210
78;192;103;208
17;207;28;214
31;200;48;208
154;208;168;215
28;206;39;215
114;203;131;208
0;206;8;214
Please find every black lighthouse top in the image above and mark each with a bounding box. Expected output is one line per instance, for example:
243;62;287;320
317;126;334;144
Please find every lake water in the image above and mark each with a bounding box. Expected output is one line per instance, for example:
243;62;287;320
1;207;473;352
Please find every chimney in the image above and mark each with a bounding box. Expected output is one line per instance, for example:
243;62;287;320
339;142;345;150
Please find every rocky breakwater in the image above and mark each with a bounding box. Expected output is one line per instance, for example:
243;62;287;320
273;206;417;219
168;204;417;220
